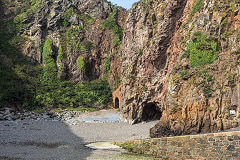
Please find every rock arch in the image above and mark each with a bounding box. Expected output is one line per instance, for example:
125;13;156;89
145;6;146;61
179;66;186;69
112;85;121;109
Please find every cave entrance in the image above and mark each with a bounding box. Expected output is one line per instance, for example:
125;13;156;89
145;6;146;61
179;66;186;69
142;103;162;121
114;97;119;109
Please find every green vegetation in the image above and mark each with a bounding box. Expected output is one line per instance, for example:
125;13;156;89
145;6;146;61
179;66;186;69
227;72;236;88
189;0;204;19
57;7;95;27
142;84;148;92
37;40;111;108
117;142;134;152
180;70;189;80
0;15;112;110
66;26;83;49
186;32;219;67
138;49;143;55
0;28;40;108
34;108;45;114
101;8;123;53
57;45;64;71
221;18;228;26
57;45;63;61
81;40;95;53
230;2;237;11
62;8;75;27
197;73;215;98
36;79;112;108
13;0;42;33
65;26;94;53
77;56;86;73
104;57;111;73
41;39;58;85
115;154;158;160
57;18;70;27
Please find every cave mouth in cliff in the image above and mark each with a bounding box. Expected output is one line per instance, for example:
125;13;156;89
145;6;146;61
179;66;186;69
114;97;119;109
142;103;162;121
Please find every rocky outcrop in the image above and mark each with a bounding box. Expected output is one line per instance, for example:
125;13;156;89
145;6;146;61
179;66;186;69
119;0;240;137
3;0;240;137
150;0;240;137
8;0;126;83
120;0;188;124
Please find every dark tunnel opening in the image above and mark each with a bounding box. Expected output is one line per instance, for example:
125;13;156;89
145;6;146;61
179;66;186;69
142;103;162;121
115;97;119;109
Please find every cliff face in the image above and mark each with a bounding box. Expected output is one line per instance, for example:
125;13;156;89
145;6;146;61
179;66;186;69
3;0;126;83
120;0;188;124
2;0;240;137
150;0;240;137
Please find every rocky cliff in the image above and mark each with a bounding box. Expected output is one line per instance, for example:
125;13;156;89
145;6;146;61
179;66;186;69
149;0;240;137
1;0;240;137
2;0;126;83
119;0;240;137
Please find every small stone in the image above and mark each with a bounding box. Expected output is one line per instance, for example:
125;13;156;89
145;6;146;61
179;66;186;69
232;152;239;157
228;136;234;141
0;114;4;120
208;138;215;142
227;145;235;151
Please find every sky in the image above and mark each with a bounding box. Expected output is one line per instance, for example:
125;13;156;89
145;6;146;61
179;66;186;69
108;0;139;9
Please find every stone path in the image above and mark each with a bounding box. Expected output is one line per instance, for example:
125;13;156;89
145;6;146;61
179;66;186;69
0;110;159;160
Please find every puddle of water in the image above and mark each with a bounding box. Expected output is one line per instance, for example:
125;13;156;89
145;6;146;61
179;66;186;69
86;142;120;150
80;110;121;123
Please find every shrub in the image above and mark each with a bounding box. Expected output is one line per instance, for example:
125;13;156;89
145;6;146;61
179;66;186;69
186;32;219;67
180;70;189;80
189;0;204;19
42;39;53;64
57;45;64;71
36;79;112;108
66;27;81;48
77;56;86;73
41;39;58;85
104;57;111;73
57;19;69;27
102;8;123;53
194;70;215;98
221;18;228;26
138;49;143;55
13;1;41;33
82;41;95;53
57;45;64;64
0;5;112;109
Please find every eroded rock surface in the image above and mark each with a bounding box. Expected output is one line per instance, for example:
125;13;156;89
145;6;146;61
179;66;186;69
5;0;126;83
2;0;240;137
150;0;240;137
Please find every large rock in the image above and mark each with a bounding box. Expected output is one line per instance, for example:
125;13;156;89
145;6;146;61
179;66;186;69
150;0;240;137
14;0;126;83
120;0;188;124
